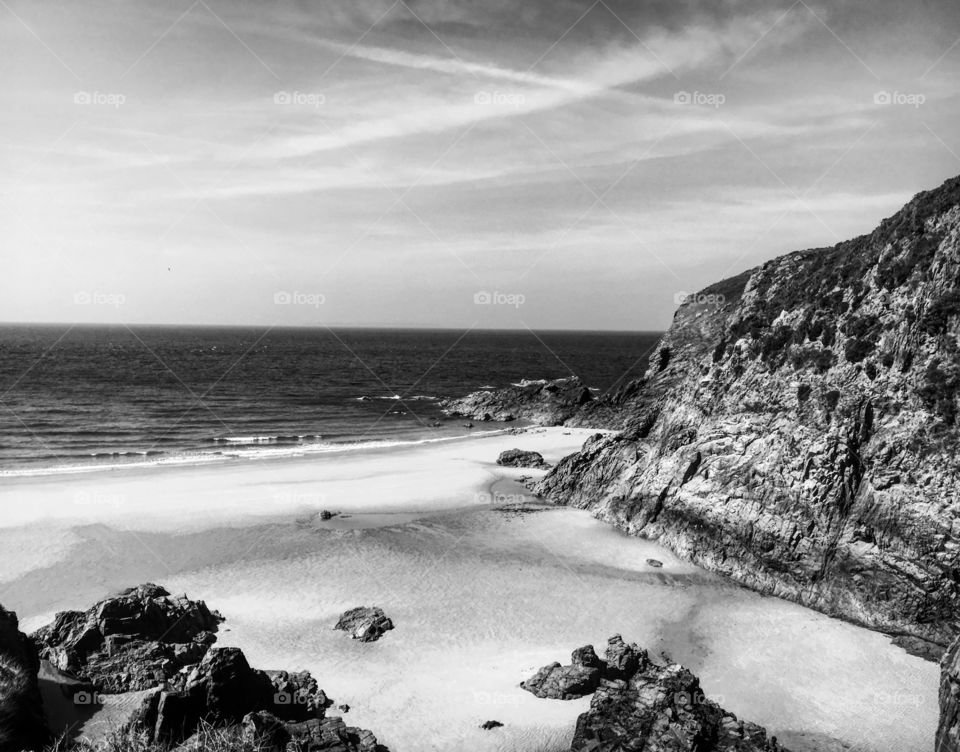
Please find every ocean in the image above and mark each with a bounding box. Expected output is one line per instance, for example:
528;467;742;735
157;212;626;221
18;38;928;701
0;325;660;475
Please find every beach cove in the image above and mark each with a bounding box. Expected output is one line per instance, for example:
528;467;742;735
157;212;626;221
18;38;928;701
0;428;938;752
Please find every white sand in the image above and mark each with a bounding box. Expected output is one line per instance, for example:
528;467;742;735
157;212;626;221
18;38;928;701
0;427;939;752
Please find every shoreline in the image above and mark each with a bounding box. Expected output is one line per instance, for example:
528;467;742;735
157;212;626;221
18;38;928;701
0;425;525;480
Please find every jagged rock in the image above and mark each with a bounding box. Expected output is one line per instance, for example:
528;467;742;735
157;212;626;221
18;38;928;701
31;585;389;751
0;605;48;751
334;607;394;642
496;449;550;469
481;720;504;730
441;377;594;426
282;715;387;751
538;175;960;648
525;637;783;751
572;662;784;751
939;635;960;752
32;584;222;692
602;635;644;681
521;645;604;699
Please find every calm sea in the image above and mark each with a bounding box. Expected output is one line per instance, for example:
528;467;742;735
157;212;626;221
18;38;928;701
0;326;660;475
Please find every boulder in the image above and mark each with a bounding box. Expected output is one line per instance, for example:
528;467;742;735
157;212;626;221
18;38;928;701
0;605;48;751
32;584;222;692
496;449;550;469
520;645;604;699
334;607;394;643
481;720;503;730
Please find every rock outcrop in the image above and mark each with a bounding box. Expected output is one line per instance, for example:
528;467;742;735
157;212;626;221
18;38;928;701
440;376;594;425
32;585;388;751
526;636;783;751
33;583;222;693
538;175;960;648
0;605;48;752
497;449;550;469
334;607;394;643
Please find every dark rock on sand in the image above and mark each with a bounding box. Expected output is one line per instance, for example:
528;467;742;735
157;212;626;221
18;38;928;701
33;584;222;693
573;657;785;751
496;449;550;469
441;376;594;426
646;558;663;568
0;604;48;751
481;720;504;730
538;175;960;648
526;636;784;751
334;607;394;642
521;644;605;699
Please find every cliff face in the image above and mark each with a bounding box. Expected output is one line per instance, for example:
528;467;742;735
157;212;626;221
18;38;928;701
539;175;960;647
0;606;47;752
939;635;960;752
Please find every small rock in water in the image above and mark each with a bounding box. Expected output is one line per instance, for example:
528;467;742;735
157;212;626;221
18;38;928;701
463;422;474;428
334;606;394;642
339;703;350;713
646;558;663;568
319;510;335;521
481;720;503;730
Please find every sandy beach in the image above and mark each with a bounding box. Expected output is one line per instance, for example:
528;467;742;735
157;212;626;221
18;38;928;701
0;427;939;752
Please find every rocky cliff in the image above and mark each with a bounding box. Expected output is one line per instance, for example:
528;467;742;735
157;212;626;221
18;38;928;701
0;606;47;752
939;634;960;751
538;174;960;650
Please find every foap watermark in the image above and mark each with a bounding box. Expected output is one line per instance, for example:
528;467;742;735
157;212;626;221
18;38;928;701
74;91;125;108
274;291;325;307
74;491;126;508
74;291;126;308
273;90;325;108
473;290;525;308
272;491;327;506
871;691;925;708
873;90;925;108
474;90;525;108
673;291;725;306
674;690;724;707
674;90;725;108
474;690;522;706
474;492;527;506
74;690;106;706
274;690;312;706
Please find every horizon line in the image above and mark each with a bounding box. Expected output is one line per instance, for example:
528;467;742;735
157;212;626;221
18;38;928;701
0;321;664;335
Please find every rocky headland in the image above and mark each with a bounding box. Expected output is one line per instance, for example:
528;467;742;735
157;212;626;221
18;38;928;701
439;376;594;425
522;175;960;656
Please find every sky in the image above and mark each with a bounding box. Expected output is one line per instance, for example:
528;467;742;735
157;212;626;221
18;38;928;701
2;0;960;331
